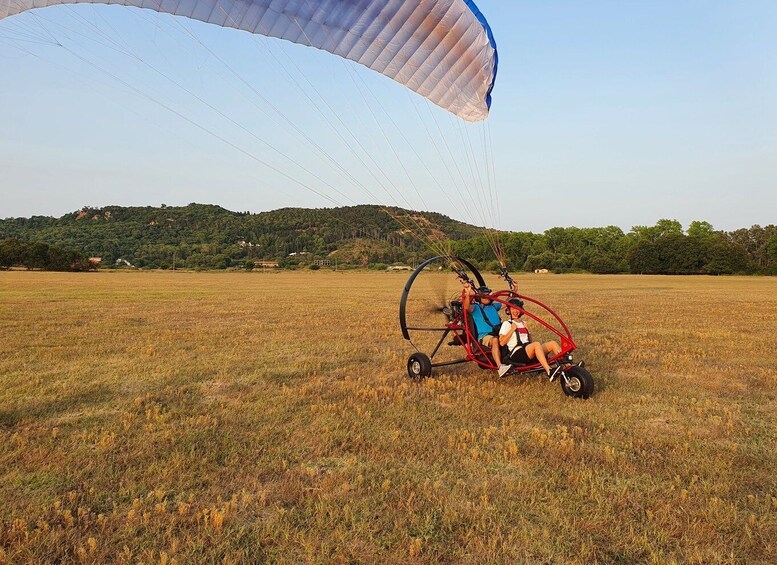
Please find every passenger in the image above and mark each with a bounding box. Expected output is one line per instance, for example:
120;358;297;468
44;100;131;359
462;283;512;377
499;298;562;378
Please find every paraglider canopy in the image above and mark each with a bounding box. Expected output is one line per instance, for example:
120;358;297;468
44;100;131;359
1;0;498;121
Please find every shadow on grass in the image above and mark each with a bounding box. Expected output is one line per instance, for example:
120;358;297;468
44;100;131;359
0;384;113;428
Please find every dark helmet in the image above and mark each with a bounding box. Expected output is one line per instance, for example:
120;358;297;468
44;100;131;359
477;285;492;295
507;298;525;316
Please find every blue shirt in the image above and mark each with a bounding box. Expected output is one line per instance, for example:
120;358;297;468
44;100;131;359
471;302;502;339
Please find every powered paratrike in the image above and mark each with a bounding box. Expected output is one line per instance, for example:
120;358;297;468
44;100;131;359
399;256;594;398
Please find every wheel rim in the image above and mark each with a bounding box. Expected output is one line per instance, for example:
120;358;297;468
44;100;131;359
566;376;582;393
410;360;421;376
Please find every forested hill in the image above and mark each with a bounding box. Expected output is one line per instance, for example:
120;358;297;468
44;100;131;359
0;204;480;269
1;204;775;274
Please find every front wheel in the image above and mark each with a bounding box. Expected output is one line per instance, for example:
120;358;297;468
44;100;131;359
407;353;432;380
560;366;594;399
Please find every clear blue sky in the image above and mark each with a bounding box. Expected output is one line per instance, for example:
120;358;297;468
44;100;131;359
1;0;775;233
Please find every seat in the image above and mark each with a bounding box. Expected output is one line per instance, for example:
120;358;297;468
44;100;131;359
465;310;495;365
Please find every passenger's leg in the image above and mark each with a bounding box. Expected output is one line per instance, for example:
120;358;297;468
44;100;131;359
489;336;502;366
525;342;552;374
543;341;561;356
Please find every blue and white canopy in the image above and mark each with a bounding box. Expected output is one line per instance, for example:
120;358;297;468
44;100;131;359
1;0;498;121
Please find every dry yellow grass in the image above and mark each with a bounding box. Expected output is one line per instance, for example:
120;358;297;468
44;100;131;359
0;271;776;564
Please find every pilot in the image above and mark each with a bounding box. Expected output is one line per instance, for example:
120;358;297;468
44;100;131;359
462;283;512;377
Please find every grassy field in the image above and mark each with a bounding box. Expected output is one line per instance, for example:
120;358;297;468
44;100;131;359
1;271;776;564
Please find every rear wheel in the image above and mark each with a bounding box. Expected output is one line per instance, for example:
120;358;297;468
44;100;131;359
560;366;594;399
407;353;432;380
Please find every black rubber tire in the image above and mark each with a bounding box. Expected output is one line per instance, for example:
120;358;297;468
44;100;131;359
560;366;594;399
407;353;432;380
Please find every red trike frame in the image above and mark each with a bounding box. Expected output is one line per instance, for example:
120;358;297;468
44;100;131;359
456;290;576;373
399;256;577;375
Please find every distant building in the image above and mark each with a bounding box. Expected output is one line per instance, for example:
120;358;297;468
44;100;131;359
314;259;332;267
534;269;549;274
255;261;279;268
115;258;135;268
387;265;412;271
88;257;102;265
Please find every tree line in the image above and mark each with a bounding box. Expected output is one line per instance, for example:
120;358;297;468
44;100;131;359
452;220;776;275
0;205;774;274
0;239;94;271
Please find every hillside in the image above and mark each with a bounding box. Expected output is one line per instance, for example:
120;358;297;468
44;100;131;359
0;204;481;269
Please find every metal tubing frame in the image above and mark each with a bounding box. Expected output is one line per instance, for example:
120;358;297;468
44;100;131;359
458;290;576;372
400;257;578;375
399;256;486;341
